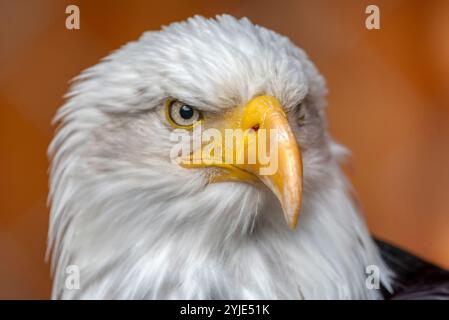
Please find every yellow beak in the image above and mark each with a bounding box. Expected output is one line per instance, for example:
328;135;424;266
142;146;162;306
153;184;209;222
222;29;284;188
180;96;303;229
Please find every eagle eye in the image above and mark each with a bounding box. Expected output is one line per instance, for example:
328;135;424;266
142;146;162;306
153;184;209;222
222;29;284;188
165;99;202;128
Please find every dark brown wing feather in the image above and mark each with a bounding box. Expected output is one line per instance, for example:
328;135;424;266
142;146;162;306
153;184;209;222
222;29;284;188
376;239;449;300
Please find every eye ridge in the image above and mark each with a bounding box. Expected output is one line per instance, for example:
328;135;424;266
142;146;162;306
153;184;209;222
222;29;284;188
297;103;306;125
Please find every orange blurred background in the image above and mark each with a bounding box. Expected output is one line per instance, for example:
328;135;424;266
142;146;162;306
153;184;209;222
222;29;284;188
1;0;448;299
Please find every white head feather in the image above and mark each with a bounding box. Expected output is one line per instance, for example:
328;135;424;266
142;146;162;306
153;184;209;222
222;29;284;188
48;15;391;299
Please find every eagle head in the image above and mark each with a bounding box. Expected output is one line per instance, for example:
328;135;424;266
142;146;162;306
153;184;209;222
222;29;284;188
48;15;390;299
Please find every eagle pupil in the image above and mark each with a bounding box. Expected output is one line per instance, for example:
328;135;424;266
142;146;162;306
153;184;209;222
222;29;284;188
180;105;194;119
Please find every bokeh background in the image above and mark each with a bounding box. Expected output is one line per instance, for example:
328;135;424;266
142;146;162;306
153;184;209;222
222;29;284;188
1;0;448;299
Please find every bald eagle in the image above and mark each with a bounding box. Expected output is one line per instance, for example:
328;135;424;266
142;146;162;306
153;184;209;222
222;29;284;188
48;15;449;299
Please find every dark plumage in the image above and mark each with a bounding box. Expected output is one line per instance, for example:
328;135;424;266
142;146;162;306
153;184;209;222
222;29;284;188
377;239;449;299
